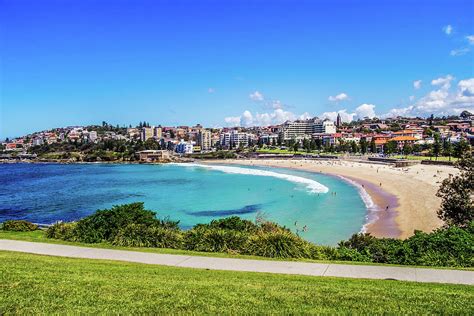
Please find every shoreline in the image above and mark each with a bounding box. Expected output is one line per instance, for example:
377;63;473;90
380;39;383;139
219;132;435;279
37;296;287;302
2;158;458;239
203;159;458;239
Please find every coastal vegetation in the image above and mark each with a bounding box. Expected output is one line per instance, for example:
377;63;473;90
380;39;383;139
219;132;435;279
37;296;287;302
25;189;466;268
2;251;472;314
1;220;38;232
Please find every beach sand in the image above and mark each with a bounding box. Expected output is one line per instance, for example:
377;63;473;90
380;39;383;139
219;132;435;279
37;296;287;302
204;159;459;239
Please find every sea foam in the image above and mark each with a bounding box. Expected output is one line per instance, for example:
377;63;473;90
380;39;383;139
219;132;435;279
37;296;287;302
176;163;329;194
334;175;379;233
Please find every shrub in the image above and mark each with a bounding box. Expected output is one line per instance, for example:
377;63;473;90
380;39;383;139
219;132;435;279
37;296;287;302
183;228;250;253
73;203;159;243
113;224;183;249
403;225;474;267
337;224;474;267
245;230;312;259
334;246;372;262
1;220;38;232
45;222;77;241
194;216;258;233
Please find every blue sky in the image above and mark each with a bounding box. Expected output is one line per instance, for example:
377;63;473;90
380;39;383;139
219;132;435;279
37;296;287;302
1;0;473;138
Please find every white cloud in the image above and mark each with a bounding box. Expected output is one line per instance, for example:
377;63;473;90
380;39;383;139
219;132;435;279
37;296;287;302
431;75;454;89
320;104;376;123
409;95;416;101
443;25;453;35
241;110;254;126
224;109;301;127
328;93;349;102
413;80;422;89
466;35;474;45
450;48;470;56
384;76;474;118
208;88;215;93
224;116;241;127
458;78;474;97
355;104;376;119
299;112;312;120
270;100;284;109
249;91;264;101
321;110;355;123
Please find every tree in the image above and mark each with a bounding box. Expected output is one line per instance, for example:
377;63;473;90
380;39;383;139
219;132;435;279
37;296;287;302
350;141;359;153
436;154;473;228
370;138;376;153
431;133;442;160
384;141;397;155
360;138;368;154
443;140;453;161
402;142;413;156
454;139;471;158
293;141;299;152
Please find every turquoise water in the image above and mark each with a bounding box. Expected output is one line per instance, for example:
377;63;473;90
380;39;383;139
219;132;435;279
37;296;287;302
0;163;369;245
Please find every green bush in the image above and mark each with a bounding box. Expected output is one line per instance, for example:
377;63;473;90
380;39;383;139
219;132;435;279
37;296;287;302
336;224;474;267
1;220;38;232
245;230;312;259
45;222;77;241
42;202;473;268
113;224;183;249
73;203;160;243
184;228;250;253
194;216;258;233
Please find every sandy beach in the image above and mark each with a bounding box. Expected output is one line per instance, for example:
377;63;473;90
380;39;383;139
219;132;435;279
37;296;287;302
205;159;459;239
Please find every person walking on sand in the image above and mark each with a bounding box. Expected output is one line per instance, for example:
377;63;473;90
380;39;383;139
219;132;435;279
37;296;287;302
386;205;389;211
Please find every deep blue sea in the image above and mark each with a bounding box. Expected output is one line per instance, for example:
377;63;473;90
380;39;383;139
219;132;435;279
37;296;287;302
0;163;370;245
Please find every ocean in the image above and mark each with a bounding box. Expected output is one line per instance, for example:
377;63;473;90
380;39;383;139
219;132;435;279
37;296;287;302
0;162;371;245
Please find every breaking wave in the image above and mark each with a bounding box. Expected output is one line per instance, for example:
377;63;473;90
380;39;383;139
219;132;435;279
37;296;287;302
334;175;379;233
175;163;329;194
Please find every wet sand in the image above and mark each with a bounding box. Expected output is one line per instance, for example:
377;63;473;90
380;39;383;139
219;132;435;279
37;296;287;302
204;159;458;239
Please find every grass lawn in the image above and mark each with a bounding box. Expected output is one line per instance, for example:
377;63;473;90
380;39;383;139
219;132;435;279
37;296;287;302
1;251;473;314
392;155;458;162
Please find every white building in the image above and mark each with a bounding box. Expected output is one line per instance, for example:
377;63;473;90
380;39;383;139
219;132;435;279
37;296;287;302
279;118;336;140
88;131;98;142
220;131;249;148
175;140;193;154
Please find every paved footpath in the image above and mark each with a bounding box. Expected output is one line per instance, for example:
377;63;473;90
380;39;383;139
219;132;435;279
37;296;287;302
1;239;473;285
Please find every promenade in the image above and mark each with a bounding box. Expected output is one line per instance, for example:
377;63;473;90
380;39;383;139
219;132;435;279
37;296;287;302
1;239;472;285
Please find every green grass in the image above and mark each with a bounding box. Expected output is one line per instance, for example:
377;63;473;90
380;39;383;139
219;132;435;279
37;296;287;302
256;148;342;156
392;155;458;162
1;230;473;271
1;251;472;314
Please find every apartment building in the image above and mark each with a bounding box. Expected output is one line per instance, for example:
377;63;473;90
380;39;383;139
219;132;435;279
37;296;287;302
198;129;212;151
140;127;154;141
219;131;249;148
280;118;336;140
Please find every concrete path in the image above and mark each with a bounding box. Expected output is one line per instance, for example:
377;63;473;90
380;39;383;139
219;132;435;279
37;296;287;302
1;239;473;285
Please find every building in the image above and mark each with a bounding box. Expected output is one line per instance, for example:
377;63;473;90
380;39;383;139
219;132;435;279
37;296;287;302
154;126;162;139
259;133;279;145
390;136;418;149
220;131;249;148
175;140;193;154
140;127;154;141
32;138;44;146
279;118;336;140
198;129;212;151
88;131;98;142
336;113;342;127
137;150;170;162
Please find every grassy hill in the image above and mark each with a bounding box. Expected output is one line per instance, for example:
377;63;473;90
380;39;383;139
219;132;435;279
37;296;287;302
1;250;473;314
